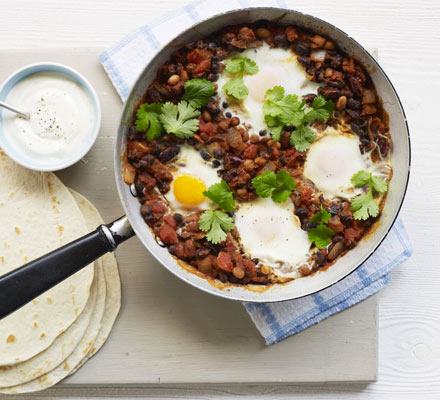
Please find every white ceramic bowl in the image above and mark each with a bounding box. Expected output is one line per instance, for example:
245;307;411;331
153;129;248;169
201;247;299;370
0;62;101;171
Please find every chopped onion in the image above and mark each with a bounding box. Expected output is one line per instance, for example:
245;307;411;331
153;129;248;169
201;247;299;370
310;49;327;63
123;164;136;184
224;128;245;151
362;89;376;104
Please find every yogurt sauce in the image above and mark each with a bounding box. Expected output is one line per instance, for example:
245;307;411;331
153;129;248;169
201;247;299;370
2;71;95;164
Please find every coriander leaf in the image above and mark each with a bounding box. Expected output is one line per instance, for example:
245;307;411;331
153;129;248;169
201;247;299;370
289;125;315;152
252;170;296;203
308;224;334;249
264;86;285;102
371;176;388;193
225;58;245;74
309;206;331;225
203;181;235;212
311;95;326;109
351;191;379;220
243;58;259;75
308;205;334;248
252;171;278;198
182;79;215;108
350;170;387;220
135;103;164;141
198;209;234;244
350;170;371;187
159;101;200;139
264;115;284;142
223;76;248;99
312;95;335;114
225;57;259;75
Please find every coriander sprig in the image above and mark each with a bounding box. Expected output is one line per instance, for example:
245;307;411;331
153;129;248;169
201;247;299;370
223;57;259;100
198;210;234;244
251;170;296;203
308;206;334;249
134;78;214;141
350;170;388;220
198;180;235;244
159;101;200;139
263;87;334;151
182;78;215;108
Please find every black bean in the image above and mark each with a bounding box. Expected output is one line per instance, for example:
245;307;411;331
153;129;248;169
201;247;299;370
173;213;184;224
345;109;359;119
207;73;218;82
273;33;287;46
139;154;155;168
351;123;366;137
196;248;211;257
144;214;155;225
349;76;363;97
227;211;235;217
279;153;286;165
339;213;352;225
187;138;197;146
295;43;310;56
316;251;325;265
330;54;343;69
297;56;310;67
207;102;220;115
228;155;242;167
200;150;211;161
347;98;361;109
213;149;224;159
329;203;342;215
211;62;220;73
303;93;317;103
377;136;390;157
212;159;221;168
284;125;294;132
225;112;232;118
259;129;267;136
157;180;170;194
295;207;309;219
222;101;229;108
158;146;181;163
302;221;319;231
332;235;344;243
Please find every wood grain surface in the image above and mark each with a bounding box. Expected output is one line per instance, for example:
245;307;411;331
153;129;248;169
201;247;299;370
0;0;438;398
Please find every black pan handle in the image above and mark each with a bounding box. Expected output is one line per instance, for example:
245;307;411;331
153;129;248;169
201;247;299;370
0;216;134;320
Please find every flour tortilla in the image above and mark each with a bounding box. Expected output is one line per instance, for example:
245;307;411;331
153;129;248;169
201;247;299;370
0;152;94;366
0;191;120;394
67;190;121;372
0;263;99;387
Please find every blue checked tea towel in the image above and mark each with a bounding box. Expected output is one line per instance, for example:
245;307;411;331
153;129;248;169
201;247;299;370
99;0;412;345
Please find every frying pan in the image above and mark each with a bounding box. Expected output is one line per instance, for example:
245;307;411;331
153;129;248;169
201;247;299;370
0;7;410;319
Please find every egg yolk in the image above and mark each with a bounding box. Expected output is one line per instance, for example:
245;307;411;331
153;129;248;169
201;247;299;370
173;175;207;205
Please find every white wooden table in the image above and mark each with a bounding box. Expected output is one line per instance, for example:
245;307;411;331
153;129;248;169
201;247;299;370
0;0;438;398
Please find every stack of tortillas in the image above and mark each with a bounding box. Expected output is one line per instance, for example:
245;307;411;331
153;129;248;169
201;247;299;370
0;150;121;394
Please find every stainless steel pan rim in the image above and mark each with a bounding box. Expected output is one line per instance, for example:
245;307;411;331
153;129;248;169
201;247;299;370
114;7;411;303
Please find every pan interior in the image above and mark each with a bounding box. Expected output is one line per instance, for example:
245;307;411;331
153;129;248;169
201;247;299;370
114;8;410;302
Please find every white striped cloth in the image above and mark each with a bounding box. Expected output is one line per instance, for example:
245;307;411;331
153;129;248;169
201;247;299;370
99;0;412;344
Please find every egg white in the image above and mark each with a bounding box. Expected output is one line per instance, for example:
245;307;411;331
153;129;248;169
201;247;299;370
164;145;222;214
303;129;391;200
235;197;311;278
217;43;319;135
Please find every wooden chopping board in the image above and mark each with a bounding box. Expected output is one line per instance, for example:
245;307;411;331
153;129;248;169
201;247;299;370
0;48;378;388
